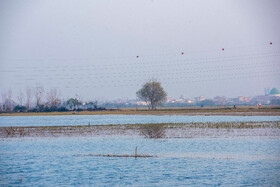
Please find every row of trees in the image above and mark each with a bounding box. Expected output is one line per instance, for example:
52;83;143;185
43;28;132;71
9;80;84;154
1;87;61;112
1;80;168;112
0;87;102;113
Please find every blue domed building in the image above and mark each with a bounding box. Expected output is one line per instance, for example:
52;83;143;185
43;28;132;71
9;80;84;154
270;88;280;97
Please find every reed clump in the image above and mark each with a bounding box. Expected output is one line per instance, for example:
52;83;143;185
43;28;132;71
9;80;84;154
139;123;166;139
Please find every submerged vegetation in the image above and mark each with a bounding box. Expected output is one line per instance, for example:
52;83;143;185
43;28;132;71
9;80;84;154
76;146;155;158
0;121;279;139
94;154;154;158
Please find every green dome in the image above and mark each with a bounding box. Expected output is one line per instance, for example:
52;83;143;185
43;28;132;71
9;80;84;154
270;88;280;95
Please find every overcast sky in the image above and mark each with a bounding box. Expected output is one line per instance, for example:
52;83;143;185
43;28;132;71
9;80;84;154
0;0;280;101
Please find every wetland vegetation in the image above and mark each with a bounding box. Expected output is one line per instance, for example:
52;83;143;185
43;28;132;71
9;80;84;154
1;121;279;139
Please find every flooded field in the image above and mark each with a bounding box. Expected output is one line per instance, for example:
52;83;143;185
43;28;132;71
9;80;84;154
0;115;280;186
1;137;280;186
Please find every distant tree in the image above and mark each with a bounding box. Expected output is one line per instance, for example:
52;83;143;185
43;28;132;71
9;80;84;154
1;92;7;111
13;105;27;112
87;101;98;110
26;87;32;110
7;89;13;111
34;86;44;108
66;98;80;110
46;88;61;110
17;90;24;106
1;89;14;111
136;80;167;110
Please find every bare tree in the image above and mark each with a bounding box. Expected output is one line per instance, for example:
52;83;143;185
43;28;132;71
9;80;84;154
1;92;7;111
136;80;167;110
17;90;24;106
1;89;13;111
75;94;83;109
26;87;32;110
7;89;13;111
34;86;44;108
46;88;61;109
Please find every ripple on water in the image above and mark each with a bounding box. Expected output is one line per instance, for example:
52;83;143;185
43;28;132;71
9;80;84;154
0;137;280;186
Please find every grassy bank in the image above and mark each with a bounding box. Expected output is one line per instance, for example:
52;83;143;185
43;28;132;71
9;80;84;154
1;106;280;116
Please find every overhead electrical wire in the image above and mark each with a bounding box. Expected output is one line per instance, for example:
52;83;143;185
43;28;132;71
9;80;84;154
2;41;278;90
2;51;280;74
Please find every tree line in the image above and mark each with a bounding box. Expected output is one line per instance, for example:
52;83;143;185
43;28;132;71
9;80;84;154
0;87;104;113
1;80;168;113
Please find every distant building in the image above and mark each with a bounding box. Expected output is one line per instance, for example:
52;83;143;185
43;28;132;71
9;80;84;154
137;101;148;105
166;97;173;103
180;95;187;100
265;88;270;96
213;96;227;105
198;96;205;101
250;95;270;105
187;99;194;104
270;88;280;97
175;99;184;103
238;96;251;102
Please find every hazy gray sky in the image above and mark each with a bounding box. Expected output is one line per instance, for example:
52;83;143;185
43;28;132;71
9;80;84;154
0;0;280;101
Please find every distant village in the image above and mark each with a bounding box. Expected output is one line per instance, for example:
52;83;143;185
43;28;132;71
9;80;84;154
108;87;280;108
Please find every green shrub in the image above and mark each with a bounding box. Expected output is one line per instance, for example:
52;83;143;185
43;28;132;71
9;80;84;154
13;105;27;112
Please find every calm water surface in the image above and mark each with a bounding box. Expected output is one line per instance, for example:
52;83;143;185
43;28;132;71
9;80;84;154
0;115;280;127
0;137;280;186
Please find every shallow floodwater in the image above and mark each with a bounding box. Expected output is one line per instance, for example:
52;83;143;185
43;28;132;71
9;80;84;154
0;137;280;186
0;115;280;127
